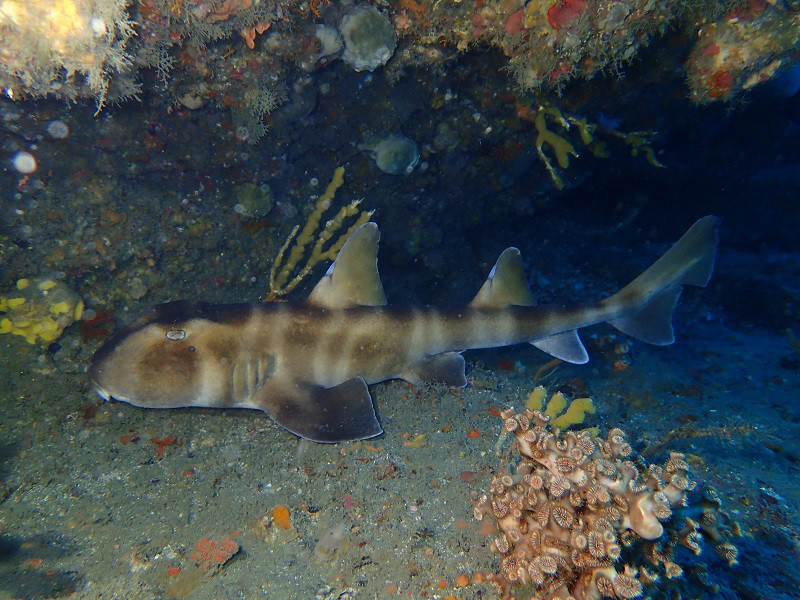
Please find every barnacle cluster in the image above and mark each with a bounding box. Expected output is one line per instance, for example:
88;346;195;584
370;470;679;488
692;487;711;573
475;407;739;599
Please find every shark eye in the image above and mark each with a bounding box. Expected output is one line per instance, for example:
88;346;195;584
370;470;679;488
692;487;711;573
165;329;187;341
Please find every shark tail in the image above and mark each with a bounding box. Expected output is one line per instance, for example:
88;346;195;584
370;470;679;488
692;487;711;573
604;215;720;345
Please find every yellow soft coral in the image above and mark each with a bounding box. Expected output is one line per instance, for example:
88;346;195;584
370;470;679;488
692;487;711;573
0;277;83;344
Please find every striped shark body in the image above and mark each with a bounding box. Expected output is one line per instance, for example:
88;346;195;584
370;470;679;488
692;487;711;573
89;216;719;442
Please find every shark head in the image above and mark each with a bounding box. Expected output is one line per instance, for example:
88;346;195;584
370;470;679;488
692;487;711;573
88;301;240;409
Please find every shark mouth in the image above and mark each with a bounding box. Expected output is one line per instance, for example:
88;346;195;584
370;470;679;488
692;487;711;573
91;382;110;402
89;380;128;404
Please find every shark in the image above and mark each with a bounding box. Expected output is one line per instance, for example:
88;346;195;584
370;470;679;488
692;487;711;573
89;216;719;443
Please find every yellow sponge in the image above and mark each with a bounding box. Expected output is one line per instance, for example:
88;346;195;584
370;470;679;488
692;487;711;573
0;277;82;345
526;386;547;411
526;386;596;430
552;397;595;429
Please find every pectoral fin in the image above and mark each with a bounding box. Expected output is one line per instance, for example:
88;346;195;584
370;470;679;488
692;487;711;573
255;376;382;443
401;352;467;387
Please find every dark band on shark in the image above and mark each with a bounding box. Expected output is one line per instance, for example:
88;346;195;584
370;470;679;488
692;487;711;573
89;217;720;443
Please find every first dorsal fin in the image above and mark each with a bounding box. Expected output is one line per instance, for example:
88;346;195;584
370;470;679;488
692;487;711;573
307;222;387;308
470;248;535;309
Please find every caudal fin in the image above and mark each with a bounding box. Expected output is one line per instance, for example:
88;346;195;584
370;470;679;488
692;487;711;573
605;216;720;345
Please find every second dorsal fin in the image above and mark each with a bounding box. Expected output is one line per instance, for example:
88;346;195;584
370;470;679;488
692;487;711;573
307;222;387;308
470;247;535;309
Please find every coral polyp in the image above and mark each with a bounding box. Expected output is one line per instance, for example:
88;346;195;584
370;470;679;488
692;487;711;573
476;407;740;599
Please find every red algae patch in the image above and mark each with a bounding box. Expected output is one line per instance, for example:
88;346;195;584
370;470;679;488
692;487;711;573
504;8;525;34
547;0;587;30
150;435;178;458
191;536;240;570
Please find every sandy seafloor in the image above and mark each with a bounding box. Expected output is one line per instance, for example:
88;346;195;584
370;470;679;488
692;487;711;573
0;240;798;600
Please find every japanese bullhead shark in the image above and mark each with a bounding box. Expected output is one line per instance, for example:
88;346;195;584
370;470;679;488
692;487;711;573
89;216;719;443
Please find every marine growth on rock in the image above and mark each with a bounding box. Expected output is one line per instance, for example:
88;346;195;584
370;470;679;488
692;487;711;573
0;277;83;345
338;4;397;72
360;133;420;175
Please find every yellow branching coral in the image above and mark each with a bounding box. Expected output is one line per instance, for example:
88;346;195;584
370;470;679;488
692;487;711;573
495;386;595;455
534;106;578;190
1;277;83;344
788;328;800;354
607;129;666;168
268;167;373;299
527;103;664;190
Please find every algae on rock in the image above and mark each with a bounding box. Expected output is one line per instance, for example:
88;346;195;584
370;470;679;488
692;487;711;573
235;183;274;219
